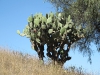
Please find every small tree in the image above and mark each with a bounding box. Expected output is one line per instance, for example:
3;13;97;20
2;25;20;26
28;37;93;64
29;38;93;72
17;12;87;66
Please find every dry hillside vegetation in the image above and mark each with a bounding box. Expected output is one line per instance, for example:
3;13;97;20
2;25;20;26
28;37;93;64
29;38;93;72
0;47;97;75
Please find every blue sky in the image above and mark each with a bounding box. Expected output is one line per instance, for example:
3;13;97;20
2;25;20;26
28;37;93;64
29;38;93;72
0;0;100;74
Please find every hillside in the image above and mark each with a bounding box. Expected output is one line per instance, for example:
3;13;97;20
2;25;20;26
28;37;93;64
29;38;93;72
0;47;96;75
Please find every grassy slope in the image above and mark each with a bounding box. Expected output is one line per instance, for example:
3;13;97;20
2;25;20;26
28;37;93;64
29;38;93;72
0;47;96;75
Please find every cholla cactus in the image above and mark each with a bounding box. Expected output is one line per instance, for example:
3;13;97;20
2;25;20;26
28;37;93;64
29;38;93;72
17;12;85;65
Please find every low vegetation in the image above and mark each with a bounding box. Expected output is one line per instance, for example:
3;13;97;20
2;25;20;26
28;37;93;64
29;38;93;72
0;47;97;75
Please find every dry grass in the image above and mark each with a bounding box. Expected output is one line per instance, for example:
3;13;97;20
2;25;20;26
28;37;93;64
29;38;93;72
0;47;97;75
